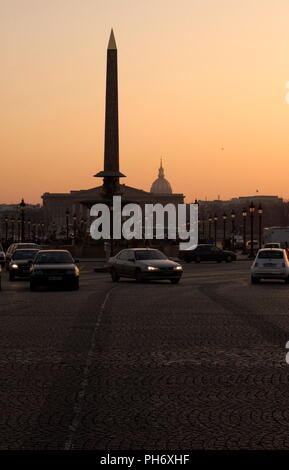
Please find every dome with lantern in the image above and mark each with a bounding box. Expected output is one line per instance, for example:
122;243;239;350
150;159;172;194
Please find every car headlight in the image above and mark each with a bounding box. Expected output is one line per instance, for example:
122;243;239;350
65;268;79;276
173;266;183;271
146;266;160;271
11;264;18;269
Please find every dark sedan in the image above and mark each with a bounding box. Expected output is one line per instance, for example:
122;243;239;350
30;250;79;290
9;248;40;280
108;248;183;283
180;244;236;263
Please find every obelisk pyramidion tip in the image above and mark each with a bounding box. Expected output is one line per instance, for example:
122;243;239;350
108;29;117;50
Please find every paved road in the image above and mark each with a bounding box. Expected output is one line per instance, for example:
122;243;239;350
1;260;289;450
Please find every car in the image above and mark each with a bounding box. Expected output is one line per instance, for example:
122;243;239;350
263;242;281;249
251;248;289;283
30;250;79;290
108;248;183;284
0;244;5;267
246;240;259;251
0;264;2;290
6;243;41;269
180;244;236;263
9;248;40;280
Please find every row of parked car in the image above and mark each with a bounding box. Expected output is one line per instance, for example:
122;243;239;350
0;242;80;291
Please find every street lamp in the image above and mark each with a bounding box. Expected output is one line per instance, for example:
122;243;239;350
258;204;263;249
231;210;236;251
80;217;85;239
208;216;212;240
11;217;15;242
214;214;218;246
41;223;45;242
249;201;255;258
222;213;227;248
242;208;247;254
16;218;20;242
27;219;31;241
73;214;77;241
4;216;8;244
65;209;70;243
19;198;26;242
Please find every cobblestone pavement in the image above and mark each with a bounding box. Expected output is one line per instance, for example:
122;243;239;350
1;260;289;449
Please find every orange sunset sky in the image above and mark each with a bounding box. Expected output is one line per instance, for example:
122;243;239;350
1;0;289;204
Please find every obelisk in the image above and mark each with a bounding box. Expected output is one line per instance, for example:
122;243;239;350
95;29;125;196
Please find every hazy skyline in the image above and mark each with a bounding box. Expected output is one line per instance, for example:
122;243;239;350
1;0;289;203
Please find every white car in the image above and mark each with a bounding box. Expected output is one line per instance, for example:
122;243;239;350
246;240;259;250
263;242;281;249
251;248;289;284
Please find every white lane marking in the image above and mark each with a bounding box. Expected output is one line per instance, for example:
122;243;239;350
64;287;114;450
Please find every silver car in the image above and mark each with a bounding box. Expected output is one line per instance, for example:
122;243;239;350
108;248;183;284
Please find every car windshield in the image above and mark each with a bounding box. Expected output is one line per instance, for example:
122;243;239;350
16;244;40;250
12;250;39;260
258;250;283;259
135;250;167;260
35;252;74;264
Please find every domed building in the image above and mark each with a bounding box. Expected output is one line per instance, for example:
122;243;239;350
150;160;172;194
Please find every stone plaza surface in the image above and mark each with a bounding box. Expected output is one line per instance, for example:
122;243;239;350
0;260;289;450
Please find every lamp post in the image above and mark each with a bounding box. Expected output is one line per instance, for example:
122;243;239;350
258;204;263;249
73;214;77;242
222;213;227;248
231;210;236;251
242;208;247;254
11;217;15;242
19;198;26;242
208;216;212;240
27;219;31;241
65;209;70;243
249;201;255;258
33;222;36;241
4;216;8;243
80;217;85;240
41;223;45;242
214;215;218;246
17;218;20;242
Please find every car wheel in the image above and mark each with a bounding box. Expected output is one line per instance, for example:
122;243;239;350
251;276;260;284
135;269;143;283
225;255;233;263
170;278;180;284
195;256;201;263
9;272;15;281
111;268;120;282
